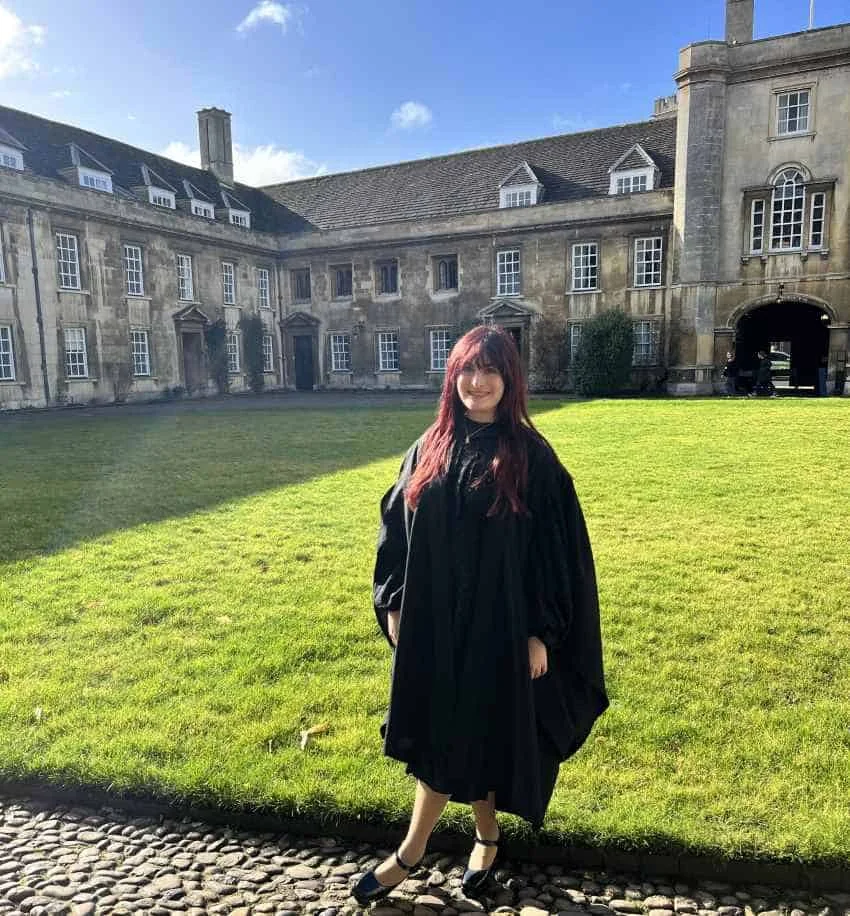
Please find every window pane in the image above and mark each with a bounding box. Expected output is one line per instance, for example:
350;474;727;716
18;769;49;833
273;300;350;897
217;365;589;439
635;237;663;286
770;170;804;249
177;254;194;300
222;262;235;304
810;192;825;248
258;268;271;307
131;329;150;376
0;326;14;380
56;233;80;289
430;328;452;370
330;333;352;371
377;331;399;371
64;327;88;377
124;245;144;296
497;249;521;296
572;243;598;291
262;334;274;373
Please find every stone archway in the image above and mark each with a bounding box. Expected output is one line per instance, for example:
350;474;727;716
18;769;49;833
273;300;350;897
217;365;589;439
722;296;837;393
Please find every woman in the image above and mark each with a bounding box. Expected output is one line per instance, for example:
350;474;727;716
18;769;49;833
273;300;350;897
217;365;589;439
354;325;608;906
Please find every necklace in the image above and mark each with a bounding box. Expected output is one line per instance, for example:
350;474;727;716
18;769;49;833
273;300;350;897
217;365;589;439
464;419;495;445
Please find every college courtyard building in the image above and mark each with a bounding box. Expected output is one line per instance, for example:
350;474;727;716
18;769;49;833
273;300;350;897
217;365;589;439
1;0;849;410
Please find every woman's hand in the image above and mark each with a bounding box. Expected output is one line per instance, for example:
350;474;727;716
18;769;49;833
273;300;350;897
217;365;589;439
387;610;401;646
528;636;548;679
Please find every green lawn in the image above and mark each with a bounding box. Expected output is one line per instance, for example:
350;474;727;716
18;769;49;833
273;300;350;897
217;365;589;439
0;399;848;866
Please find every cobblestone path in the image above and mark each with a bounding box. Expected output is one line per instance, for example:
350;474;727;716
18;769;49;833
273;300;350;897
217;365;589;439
1;795;848;916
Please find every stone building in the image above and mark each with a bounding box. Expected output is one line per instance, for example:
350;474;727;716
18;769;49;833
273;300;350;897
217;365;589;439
0;0;848;410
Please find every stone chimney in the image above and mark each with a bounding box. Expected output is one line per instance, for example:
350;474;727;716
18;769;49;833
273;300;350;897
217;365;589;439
197;107;234;185
653;94;678;120
726;0;754;44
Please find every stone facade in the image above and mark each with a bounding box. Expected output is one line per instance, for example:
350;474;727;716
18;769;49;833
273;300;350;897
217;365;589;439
1;0;848;410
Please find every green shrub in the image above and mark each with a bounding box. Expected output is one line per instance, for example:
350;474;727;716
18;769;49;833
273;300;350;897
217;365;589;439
573;309;634;396
204;320;229;395
239;313;266;395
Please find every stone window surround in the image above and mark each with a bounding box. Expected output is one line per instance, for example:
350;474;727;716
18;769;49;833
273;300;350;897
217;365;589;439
257;266;272;309
123;243;145;297
771;83;815;140
432;254;459;293
571;241;600;293
328;332;352;372
131;328;151;377
291;266;312;303
262;333;274;373
741;172;833;259
496;247;522;297
632;235;664;289
176;253;194;302
428;326;452;372
0;325;15;381
64;326;89;378
374;258;400;297
56;231;82;291
330;263;353;300
221;260;236;305
376;328;400;372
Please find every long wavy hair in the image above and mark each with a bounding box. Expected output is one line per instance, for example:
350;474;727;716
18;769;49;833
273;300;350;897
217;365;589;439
406;324;539;516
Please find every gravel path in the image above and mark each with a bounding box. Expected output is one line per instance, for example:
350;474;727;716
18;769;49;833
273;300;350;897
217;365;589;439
2;795;849;916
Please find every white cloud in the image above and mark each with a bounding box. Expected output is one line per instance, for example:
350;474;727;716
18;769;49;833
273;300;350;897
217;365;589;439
50;89;71;99
161;141;324;187
236;1;291;34
0;5;46;79
390;101;432;131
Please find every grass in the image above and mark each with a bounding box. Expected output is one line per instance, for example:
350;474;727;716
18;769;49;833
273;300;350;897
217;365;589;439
0;399;848;866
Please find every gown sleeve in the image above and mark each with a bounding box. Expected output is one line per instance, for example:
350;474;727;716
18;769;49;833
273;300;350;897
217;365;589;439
525;441;596;653
373;440;420;646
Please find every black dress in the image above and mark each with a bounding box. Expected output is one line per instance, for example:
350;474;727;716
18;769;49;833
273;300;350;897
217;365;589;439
373;419;608;828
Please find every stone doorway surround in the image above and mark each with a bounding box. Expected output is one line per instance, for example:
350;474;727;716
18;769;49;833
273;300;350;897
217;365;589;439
172;305;211;395
477;299;536;369
280;310;321;390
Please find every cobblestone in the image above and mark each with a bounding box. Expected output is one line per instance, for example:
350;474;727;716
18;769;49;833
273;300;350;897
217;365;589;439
0;795;839;915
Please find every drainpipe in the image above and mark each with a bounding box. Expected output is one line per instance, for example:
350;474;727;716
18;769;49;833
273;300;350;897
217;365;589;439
26;208;51;405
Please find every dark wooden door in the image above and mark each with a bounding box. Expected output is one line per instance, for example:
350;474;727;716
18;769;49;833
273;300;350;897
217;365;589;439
182;333;203;392
294;335;314;390
508;326;522;354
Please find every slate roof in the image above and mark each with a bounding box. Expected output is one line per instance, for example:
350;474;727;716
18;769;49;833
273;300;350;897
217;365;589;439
263;116;677;232
0;103;677;237
0;104;309;234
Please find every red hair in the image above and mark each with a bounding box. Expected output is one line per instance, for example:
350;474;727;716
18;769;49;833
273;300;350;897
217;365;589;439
406;324;540;516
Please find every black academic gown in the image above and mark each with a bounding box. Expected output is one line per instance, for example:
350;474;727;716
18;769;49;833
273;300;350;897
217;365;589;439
373;421;609;828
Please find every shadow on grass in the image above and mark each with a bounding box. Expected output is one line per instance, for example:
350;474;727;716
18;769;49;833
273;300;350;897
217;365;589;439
0;398;570;565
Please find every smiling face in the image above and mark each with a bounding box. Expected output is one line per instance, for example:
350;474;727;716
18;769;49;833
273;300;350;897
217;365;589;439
456;360;505;422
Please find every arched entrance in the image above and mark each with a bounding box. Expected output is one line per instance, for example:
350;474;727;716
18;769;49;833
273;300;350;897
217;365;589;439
732;299;831;393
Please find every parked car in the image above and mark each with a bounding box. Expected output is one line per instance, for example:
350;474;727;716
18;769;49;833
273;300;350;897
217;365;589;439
769;350;791;376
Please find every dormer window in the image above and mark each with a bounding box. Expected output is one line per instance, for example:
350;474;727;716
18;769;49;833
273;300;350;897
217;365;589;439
149;187;176;209
0;145;24;171
498;161;543;210
615;172;649;194
229;210;250;228
192;201;215;219
503;188;535;208
79;167;113;193
608;143;660;196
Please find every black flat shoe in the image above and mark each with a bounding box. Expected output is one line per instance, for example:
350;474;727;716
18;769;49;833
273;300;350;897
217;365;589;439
352;849;419;906
461;828;500;896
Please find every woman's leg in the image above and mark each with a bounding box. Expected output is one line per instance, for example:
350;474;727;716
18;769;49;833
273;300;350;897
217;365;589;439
469;791;499;870
373;780;451;885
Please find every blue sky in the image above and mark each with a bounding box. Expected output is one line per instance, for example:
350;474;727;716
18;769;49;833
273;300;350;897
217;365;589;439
2;0;848;186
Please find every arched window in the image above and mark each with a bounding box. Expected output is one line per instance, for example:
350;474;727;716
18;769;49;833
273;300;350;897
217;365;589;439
771;168;805;250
